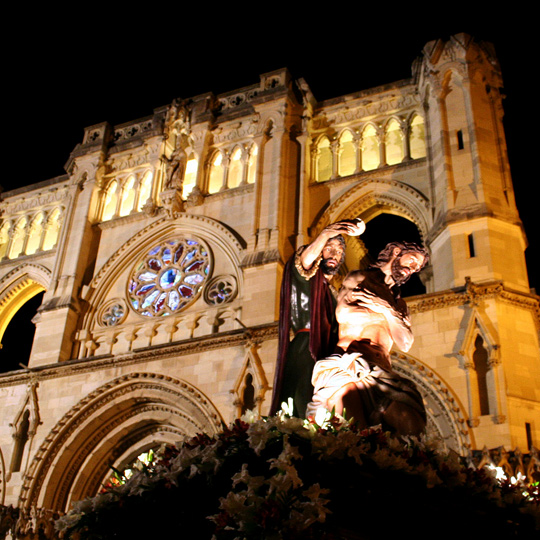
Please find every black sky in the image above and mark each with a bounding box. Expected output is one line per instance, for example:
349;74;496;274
3;10;537;291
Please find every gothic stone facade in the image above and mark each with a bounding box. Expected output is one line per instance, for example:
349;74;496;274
1;34;539;525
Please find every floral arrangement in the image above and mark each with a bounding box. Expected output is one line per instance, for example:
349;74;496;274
56;409;539;539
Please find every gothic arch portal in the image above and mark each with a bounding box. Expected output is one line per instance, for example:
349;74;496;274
0;264;50;346
391;352;471;454
313;178;430;241
309;179;430;283
19;372;223;513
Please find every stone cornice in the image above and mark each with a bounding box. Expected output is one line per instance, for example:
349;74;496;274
312;85;420;132
0;185;70;217
407;280;540;325
0;322;279;387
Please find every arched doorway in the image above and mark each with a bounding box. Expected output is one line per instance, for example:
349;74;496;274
358;213;427;297
0;290;44;373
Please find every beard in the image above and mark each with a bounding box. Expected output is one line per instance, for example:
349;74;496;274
320;257;341;276
391;257;413;286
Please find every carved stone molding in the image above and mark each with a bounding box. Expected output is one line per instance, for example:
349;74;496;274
408;280;540;325
19;372;224;511
392;352;471;453
0;188;69;217
312;89;421;131
0;323;279;388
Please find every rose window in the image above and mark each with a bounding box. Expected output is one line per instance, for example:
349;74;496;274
128;238;211;317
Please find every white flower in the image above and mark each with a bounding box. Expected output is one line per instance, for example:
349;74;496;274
247;420;273;455
219;491;249;516
232;463;266;495
278;397;295;418
241;408;259;424
302;483;330;502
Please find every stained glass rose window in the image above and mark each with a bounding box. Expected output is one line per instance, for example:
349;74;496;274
128;238;211;317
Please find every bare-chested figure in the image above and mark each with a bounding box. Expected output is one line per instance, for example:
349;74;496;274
307;241;429;437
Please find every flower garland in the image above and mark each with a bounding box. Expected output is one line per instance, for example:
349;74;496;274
56;411;539;539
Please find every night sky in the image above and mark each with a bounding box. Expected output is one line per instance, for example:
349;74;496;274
4;11;537;291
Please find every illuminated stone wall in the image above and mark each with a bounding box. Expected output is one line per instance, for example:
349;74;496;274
0;34;538;522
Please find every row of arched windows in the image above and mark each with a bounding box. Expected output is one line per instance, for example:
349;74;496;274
0;208;63;260
98;115;422;223
100;144;259;222
206;144;258;194
314;114;426;182
101;170;154;221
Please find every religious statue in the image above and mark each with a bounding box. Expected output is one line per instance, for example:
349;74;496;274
307;241;429;437
270;218;365;417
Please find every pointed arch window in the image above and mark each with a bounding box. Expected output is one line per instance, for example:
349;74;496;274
241;373;256;415
182;157;198;199
409;115;426;159
0;222;11;259
338;130;356;177
25;213;44;255
42;208;62;251
228;147;243;189
385;119;404;165
102;180;119;221
361;125;380;171
137;171;154;212
473;334;490;416
8;218;27;259
208;153;224;194
316;137;332;182
119;176;136;217
246;144;258;184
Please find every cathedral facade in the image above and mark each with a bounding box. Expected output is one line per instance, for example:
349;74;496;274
1;34;539;534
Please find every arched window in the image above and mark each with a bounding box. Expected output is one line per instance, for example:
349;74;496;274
182;158;198;199
316;137;332;182
208;153;224;194
385;119;404;165
246;144;258;184
338;130;356;177
241;373;256;415
25;213;44;255
228;147;243;189
0;222;11;259
137;171;154;212
409;115;426;159
8;218;27;259
119;176;136;217
473;334;490;416
361;125;380;171
42;208;61;251
102;180;118;221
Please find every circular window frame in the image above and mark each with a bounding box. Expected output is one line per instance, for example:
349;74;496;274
127;237;213;318
97;298;128;327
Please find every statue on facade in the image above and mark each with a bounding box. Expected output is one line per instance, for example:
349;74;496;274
160;101;193;218
307;241;429;437
270;218;365;418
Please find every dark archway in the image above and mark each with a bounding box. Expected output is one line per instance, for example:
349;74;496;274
359;214;426;297
0;291;44;373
